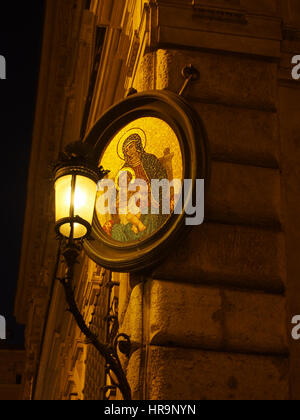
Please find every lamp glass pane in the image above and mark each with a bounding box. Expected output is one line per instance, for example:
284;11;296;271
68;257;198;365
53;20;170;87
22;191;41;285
73;175;97;225
55;175;72;222
59;223;87;239
55;174;97;239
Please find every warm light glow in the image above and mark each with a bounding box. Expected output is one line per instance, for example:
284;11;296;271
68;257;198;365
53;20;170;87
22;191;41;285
55;174;97;239
55;175;72;221
74;175;97;226
59;223;87;239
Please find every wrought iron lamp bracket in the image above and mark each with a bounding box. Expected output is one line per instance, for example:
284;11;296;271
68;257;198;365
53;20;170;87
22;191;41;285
56;238;132;401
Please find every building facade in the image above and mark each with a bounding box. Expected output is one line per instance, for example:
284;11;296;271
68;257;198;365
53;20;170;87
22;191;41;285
0;347;25;400
15;0;300;400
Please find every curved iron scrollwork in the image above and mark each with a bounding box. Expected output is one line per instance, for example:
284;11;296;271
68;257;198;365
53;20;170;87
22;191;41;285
114;334;132;358
57;240;132;401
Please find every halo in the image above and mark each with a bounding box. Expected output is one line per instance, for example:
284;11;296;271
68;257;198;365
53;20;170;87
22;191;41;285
116;127;147;160
115;167;136;191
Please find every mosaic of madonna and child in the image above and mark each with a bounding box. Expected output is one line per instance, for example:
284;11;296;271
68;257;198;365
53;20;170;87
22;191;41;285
96;117;183;244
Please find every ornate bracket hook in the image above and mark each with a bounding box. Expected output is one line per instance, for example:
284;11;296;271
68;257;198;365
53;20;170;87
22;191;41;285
179;64;200;96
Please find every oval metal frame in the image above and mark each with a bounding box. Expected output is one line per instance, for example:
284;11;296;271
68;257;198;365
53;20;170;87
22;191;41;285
83;90;210;273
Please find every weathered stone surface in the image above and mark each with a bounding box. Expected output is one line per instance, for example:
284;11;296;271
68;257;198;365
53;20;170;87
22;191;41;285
126;349;143;401
241;0;278;13
194;102;279;168
146;346;289;400
148;281;222;350
284;0;300;24
158;1;281;38
157;0;279;13
155;0;282;58
206;162;282;227
119;282;143;348
148;280;288;354
223;288;288;353
134;52;155;91
115;273;131;324
156;49;277;109
279;84;300;400
152;223;286;293
158;25;280;58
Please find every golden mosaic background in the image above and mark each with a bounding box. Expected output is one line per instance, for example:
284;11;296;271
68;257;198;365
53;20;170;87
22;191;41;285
96;117;183;227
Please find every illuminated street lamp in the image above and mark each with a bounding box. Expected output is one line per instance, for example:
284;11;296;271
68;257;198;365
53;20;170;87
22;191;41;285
53;142;104;241
52;141;132;401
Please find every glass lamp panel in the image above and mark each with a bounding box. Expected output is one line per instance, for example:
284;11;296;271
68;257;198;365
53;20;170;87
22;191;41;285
73;174;97;230
59;223;87;239
55;174;97;239
55;175;72;222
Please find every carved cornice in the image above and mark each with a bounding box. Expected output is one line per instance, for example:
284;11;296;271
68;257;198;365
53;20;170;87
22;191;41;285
283;25;300;42
192;1;247;24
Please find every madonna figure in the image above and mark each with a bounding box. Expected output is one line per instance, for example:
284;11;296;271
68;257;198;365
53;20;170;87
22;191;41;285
103;133;169;243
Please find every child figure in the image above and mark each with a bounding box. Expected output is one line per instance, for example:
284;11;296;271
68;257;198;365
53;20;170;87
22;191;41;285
116;167;147;234
119;212;146;234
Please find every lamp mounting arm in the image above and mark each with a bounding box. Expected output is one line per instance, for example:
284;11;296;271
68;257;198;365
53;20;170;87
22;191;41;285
179;64;200;96
58;240;132;401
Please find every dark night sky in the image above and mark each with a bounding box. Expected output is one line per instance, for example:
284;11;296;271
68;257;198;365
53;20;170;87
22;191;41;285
0;2;45;345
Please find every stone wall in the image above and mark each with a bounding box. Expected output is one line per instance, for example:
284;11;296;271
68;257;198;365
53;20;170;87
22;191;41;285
0;350;25;400
117;0;300;400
